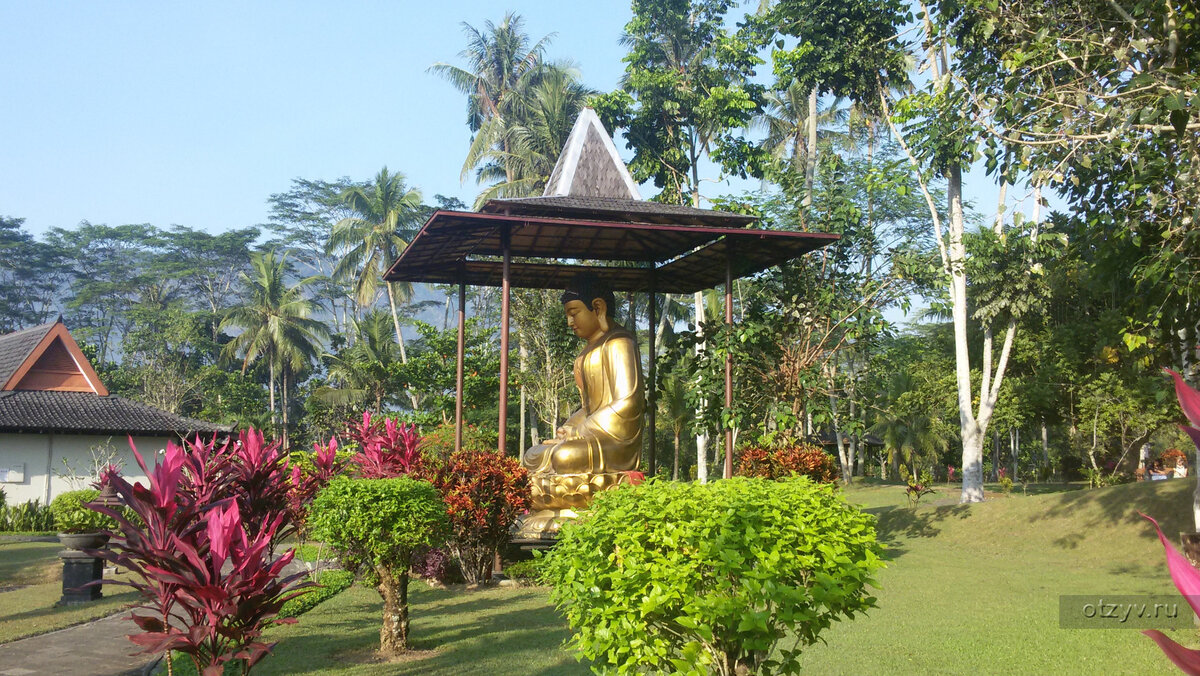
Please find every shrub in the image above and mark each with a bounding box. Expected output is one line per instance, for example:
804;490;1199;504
542;477;885;674
503;558;545;585
0;499;55;532
426;448;530;583
308;476;449;655
906;470;937;507
91;435;313;675
411;546;463;585
278;569;355;619
1160;447;1188;469
735;442;839;482
50;489;114;533
418;422;498;461
345;411;424;478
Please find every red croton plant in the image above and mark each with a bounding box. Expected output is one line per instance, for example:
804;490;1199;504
89;430;327;676
1143;370;1200;674
337;411;530;584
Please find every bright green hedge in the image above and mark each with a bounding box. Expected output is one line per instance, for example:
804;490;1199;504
542;477;886;675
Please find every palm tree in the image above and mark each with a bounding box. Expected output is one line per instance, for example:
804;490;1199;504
467;63;597;205
314;310;403;413
327;167;422;362
221;250;328;441
757;82;851;196
659;375;691;480
429;12;554;186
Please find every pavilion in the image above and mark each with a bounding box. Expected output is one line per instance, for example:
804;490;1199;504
384;109;837;478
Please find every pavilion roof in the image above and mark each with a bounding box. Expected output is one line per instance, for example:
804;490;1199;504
481;196;756;228
382;209;838;294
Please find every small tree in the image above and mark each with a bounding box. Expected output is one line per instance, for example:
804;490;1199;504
543;477;884;674
427;448;530;583
309;477;448;655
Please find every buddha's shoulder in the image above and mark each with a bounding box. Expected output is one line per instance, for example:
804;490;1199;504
600;330;637;349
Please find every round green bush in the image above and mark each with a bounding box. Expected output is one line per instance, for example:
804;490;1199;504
542;477;885;675
50;489;114;533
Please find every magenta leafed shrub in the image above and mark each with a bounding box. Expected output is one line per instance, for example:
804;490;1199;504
346;412;423;478
89;433;313;675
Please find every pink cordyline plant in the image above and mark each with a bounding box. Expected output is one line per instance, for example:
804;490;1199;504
1142;370;1200;673
88;433;313;676
349;411;423;478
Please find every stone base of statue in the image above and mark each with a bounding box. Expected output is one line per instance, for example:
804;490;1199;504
513;471;637;538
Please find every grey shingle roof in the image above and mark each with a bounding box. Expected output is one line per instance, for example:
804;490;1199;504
0;390;227;435
482;196;757;228
0;321;56;387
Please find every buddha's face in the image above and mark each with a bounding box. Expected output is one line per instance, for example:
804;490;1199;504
564;299;606;342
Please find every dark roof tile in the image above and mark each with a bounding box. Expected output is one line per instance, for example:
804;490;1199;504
482;196;757;228
0;390;227;436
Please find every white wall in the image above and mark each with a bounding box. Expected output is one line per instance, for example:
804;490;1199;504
0;432;173;506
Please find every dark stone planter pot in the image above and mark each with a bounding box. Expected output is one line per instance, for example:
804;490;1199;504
57;532;110;551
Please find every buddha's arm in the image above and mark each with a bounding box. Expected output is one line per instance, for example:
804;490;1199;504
577;336;644;440
557;408;586;437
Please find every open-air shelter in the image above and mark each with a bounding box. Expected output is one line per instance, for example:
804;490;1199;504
383;110;837;478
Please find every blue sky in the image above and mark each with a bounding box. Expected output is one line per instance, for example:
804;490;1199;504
1;1;1026;239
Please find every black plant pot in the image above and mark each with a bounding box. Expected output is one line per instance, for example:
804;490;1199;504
57;532;110;551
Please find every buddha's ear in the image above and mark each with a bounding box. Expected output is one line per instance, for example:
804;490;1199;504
593;298;610;332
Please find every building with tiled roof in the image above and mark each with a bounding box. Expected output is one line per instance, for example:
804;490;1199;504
0;319;226;504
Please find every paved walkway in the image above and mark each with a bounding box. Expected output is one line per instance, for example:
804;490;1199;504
0;557;323;676
0;612;158;676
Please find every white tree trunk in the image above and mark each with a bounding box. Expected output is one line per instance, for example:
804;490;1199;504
694;290;709;484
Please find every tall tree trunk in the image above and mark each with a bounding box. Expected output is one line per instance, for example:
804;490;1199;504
376;567;410;655
385;282;409;363
268;352;277;434
519;342;529;456
1041;419;1050;471
694;290;709;485
803;86;819;207
281;367;290;449
673;428;681;481
829;389;852;484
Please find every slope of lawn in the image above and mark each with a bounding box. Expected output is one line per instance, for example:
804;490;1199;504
173;478;1197;675
0;541;140;644
801;477;1197;674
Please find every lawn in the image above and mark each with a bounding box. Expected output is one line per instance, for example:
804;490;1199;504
0;540;140;644
233;478;1195;675
232;581;584;675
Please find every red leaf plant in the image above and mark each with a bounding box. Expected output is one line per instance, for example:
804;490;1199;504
346;412;423;478
287;436;348;536
426;448;530;583
88;434;314;676
1143;370;1200;674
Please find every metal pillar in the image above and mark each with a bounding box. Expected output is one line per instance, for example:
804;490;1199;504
724;252;734;479
647;280;657;477
455;273;466;454
499;226;511;454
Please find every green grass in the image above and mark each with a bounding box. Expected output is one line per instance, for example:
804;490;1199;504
173;581;585;675
0;540;140;644
798;478;1198;674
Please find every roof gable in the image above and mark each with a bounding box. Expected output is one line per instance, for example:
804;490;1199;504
0;321;56;386
543;108;642;200
1;321;108;395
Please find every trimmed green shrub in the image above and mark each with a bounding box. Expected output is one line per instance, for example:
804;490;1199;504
278;568;354;619
503;558;545;585
542;477;885;675
308;477;448;655
0;499;55;532
50;489;114;533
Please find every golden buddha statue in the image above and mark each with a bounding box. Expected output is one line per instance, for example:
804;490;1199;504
515;275;644;538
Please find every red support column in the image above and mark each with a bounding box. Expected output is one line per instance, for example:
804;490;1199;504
455;275;466;454
724;252;734;479
647;280;657;478
498;226;511;454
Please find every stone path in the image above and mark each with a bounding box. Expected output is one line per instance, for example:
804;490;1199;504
0;612;158;676
0;556;324;676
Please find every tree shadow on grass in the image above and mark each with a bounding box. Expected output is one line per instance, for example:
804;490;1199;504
259;586;584;676
1026;479;1193;539
873;504;972;546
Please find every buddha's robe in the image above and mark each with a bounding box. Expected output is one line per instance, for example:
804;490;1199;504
523;326;644;476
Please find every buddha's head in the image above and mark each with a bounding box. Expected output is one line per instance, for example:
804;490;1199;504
561;274;615;342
